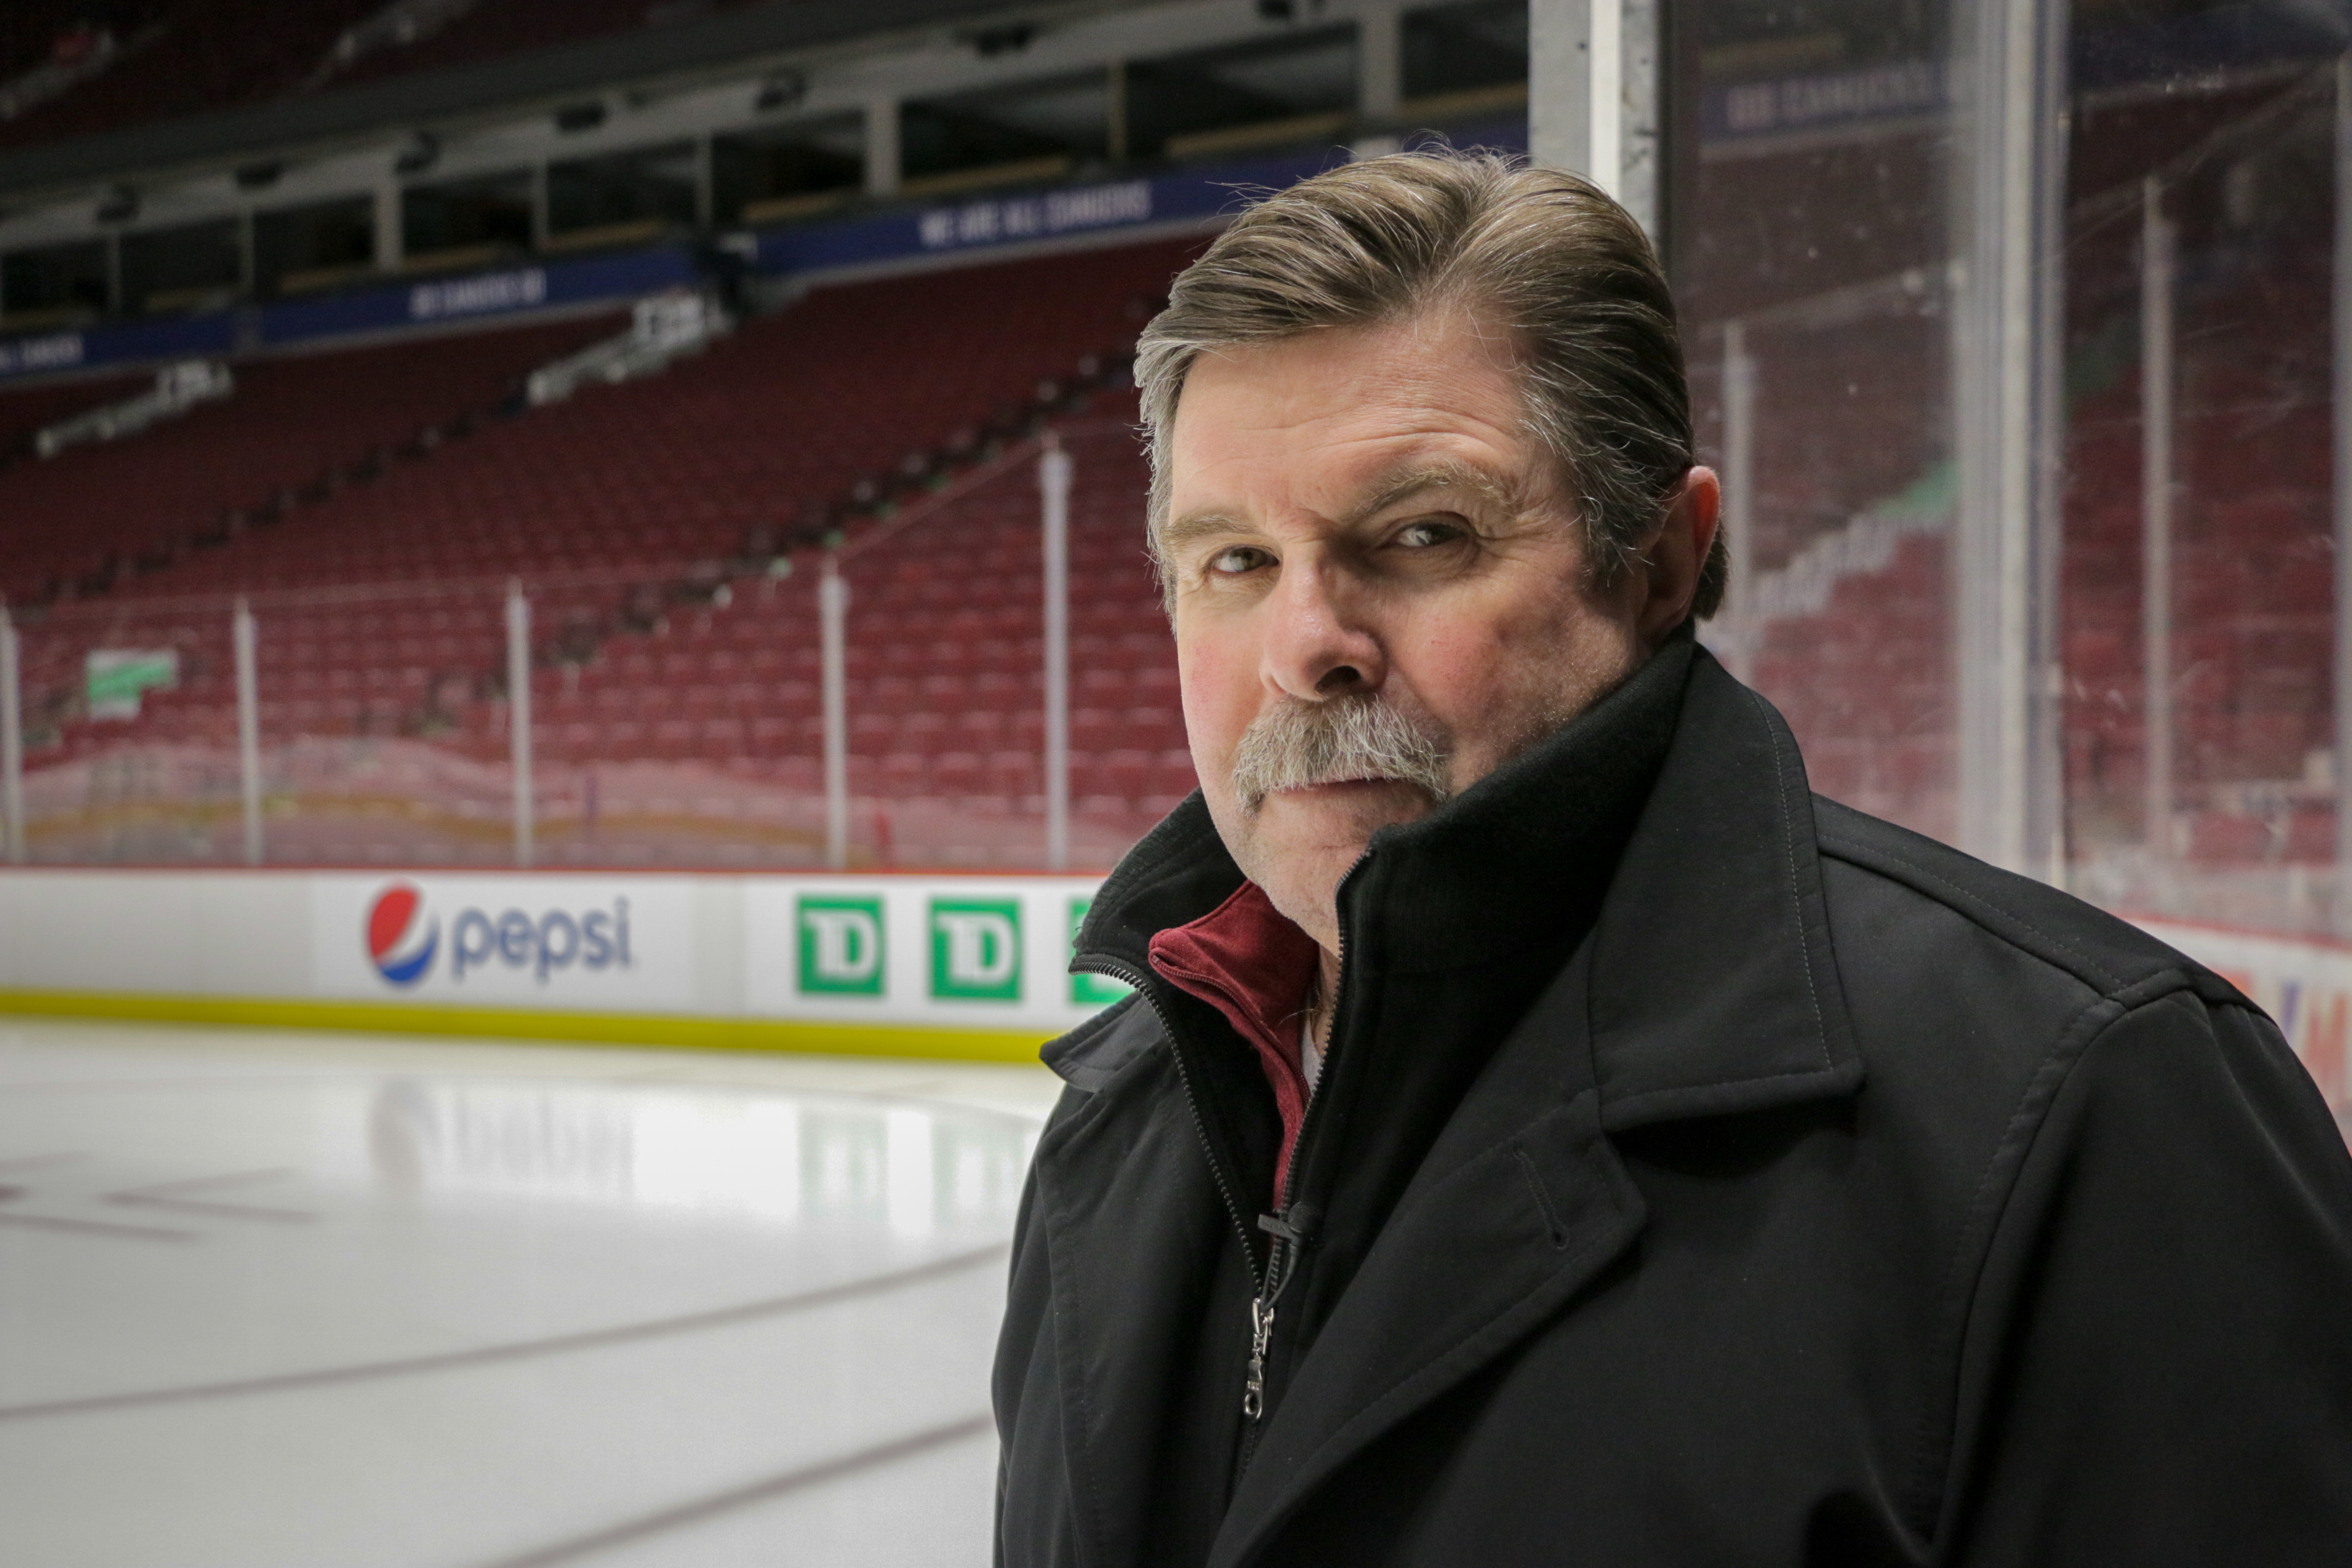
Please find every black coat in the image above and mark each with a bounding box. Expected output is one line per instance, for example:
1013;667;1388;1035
995;643;2352;1567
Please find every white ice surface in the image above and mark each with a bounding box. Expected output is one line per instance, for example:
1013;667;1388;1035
0;1020;1062;1568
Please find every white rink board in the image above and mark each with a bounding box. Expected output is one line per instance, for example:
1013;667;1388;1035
4;872;2352;1094
0;867;1121;1032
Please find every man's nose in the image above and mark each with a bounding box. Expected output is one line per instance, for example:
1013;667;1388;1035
1260;553;1385;701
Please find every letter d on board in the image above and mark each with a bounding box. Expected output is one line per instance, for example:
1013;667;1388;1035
799;895;884;997
930;898;1021;1002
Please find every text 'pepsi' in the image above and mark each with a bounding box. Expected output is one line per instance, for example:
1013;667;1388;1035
450;898;632;983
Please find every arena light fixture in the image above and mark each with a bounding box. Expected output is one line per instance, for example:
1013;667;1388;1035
962;22;1036;56
754;69;806;113
394;132;440;176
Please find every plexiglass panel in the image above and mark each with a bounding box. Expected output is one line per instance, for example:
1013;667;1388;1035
1675;1;1967;842
2059;13;2344;937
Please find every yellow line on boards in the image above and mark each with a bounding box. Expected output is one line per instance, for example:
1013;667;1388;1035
0;989;1054;1063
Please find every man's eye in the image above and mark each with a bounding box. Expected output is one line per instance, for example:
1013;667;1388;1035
1208;546;1271;576
1394;521;1461;548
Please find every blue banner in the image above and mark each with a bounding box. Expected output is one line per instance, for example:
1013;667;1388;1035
750;128;1527;278
0;245;700;382
0;126;1532;384
752;150;1340;276
260;245;701;347
0;311;237;383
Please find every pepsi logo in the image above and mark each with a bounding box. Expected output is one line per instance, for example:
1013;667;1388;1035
366;882;439;986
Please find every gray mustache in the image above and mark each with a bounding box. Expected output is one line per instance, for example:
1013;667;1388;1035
1228;695;1454;809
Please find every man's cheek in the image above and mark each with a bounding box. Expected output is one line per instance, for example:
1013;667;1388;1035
1176;639;1257;754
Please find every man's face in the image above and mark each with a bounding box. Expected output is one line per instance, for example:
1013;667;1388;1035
1161;309;1712;954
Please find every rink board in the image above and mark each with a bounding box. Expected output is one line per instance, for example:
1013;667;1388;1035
0;871;2345;1113
0;868;1128;1060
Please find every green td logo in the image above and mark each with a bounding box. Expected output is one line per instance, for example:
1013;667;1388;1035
797;895;885;996
1068;897;1133;1006
930;897;1022;1002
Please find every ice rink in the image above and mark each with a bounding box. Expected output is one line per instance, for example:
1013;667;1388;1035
0;1018;1063;1568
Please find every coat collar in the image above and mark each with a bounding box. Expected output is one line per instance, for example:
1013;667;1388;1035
1584;643;1864;1126
1199;652;1865;1565
1055;642;1862;1130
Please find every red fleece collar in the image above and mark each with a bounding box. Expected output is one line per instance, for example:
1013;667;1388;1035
1147;881;1322;1201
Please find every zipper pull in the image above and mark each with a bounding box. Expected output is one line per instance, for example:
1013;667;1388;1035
1243;1295;1274;1420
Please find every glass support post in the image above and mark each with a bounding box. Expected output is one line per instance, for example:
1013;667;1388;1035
1040;435;1073;873
2141;178;2176;882
1953;0;2070;879
0;607;23;866
821;554;850;870
1719;318;1758;684
506;580;533;869
234;597;264;867
1357;2;1402;126
1528;0;1659;238
1529;0;1592;182
2334;55;2352;925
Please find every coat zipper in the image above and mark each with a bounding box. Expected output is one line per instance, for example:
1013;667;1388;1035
1231;875;1354;1461
1080;958;1270;1297
1079;956;1300;1450
1078;850;1367;1466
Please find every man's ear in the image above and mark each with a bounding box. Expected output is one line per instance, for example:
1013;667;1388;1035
1636;466;1721;644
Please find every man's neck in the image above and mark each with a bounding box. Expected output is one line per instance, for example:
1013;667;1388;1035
1309;946;1343;1053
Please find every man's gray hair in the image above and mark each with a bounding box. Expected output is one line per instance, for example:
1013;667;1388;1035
1135;147;1724;616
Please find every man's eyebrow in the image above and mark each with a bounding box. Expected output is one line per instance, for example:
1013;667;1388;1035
1157;461;1540;558
1344;459;1534;524
1157;510;1255;557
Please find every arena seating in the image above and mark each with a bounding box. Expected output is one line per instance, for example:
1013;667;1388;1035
14;236;1202;851
0;3;158;93
487;407;1194;813
0;368;147;462
1748;532;1953;839
0;313;621;606
0;0;769;145
0;0;379;151
333;0;764;92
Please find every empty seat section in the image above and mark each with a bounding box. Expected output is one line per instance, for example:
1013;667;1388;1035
18;238;1199;855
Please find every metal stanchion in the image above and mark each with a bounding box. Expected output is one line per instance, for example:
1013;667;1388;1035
506;579;534;869
1040;433;1073;871
2335;55;2352;928
821;554;850;870
233;597;264;866
1719;319;1756;684
0;606;24;866
2142;178;2177;878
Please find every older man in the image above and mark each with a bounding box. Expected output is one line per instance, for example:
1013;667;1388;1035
993;151;2352;1567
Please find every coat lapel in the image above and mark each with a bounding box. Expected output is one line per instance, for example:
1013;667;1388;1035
1204;656;1866;1565
1207;949;1645;1568
1033;1012;1236;1568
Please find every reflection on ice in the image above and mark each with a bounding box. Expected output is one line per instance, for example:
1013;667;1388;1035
368;1078;1034;1232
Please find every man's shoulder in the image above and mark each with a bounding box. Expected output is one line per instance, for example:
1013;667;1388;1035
1039;990;1164;1094
1808;795;2248;1035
